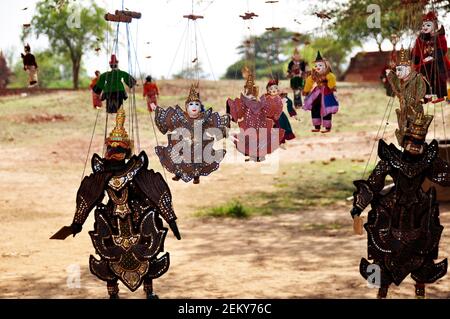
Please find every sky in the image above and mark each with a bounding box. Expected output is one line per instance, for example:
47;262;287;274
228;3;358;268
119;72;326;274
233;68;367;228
0;0;449;79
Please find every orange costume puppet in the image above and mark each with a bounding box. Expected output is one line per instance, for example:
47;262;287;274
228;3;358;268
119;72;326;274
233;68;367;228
143;76;159;112
89;70;102;109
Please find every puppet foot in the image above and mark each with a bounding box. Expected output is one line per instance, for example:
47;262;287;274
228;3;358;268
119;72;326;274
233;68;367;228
144;280;159;299
280;143;287;150
193;177;200;184
377;286;389;299
107;281;119;299
321;128;331;133
415;283;425;299
311;125;321;132
172;175;181;181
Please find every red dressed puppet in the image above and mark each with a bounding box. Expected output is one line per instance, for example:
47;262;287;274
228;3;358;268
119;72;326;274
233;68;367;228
226;68;285;162
412;11;450;103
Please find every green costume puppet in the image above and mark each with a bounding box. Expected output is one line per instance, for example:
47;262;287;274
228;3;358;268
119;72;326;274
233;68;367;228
93;54;137;114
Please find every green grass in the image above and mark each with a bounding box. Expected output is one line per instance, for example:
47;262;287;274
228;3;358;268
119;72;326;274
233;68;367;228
195;200;250;218
195;159;375;218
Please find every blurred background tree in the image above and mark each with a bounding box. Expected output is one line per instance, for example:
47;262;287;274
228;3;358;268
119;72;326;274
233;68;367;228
23;0;109;89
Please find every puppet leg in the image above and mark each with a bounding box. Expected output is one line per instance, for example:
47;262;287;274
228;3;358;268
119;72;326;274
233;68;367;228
311;96;322;132
143;277;159;299
107;279;120;299
377;285;389;299
414;282;425;299
322;114;332;133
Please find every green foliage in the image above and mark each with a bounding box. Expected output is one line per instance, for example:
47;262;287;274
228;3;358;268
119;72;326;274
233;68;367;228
196;201;250;218
24;0;109;88
224;28;306;80
9;50;89;88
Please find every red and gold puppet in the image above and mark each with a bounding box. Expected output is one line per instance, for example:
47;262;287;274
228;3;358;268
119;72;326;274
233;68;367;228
412;11;450;103
226;68;285;161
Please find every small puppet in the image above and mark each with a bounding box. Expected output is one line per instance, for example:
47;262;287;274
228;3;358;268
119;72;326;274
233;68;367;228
226;68;285;162
386;46;429;146
51;106;181;299
155;83;230;184
412;11;450;103
287;47;307;107
302;51;339;133
93;54;137;113
278;90;298;145
143;75;160;112
21;43;38;88
89;70;102;109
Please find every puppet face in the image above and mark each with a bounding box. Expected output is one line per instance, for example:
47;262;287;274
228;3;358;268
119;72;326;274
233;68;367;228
396;65;411;80
186;101;201;118
267;84;279;96
421;21;435;34
293;53;301;61
403;137;424;155
314;61;327;74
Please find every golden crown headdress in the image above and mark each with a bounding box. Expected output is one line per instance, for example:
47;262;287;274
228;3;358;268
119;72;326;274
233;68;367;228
242;66;259;97
186;83;201;104
405;112;433;141
397;46;411;66
105;106;131;149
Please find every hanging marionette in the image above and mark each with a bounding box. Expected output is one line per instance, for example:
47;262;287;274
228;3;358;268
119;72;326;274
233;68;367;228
155;83;230;184
143;75;160;112
92;54;137;113
278;90;298;146
302;51;339;133
287;47;307;107
262;78;296;147
89;70;102;109
350;49;449;298
386;47;429;145
226;68;285;162
51;106;181;299
21;43;38;88
412;11;450;103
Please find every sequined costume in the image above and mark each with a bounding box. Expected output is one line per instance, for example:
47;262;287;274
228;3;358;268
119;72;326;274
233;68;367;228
57;107;180;299
353;139;448;291
154;100;229;184
412;12;449;99
386;68;428;145
226;70;285;161
351;50;448;297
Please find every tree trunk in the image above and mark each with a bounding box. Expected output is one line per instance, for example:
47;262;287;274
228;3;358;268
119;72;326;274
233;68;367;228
72;56;81;89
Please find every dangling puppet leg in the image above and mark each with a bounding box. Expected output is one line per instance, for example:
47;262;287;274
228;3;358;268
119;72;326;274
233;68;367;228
143;277;159;299
377;285;389;299
311;99;322;132
414;282;426;299
107;279;120;299
293;89;302;107
322;114;332;133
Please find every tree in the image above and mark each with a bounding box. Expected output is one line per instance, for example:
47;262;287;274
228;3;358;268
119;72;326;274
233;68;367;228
323;0;450;52
224;28;305;80
24;0;109;89
0;51;11;89
11;50;75;88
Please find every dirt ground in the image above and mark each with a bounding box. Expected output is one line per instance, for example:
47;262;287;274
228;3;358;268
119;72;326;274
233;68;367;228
1;85;450;299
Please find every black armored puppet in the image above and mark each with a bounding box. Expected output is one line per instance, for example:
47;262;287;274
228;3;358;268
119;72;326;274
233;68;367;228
52;106;181;299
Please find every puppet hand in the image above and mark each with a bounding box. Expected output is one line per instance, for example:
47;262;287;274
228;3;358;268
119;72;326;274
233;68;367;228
424;56;434;62
385;69;391;75
71;223;83;237
350;207;362;219
169;220;181;240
